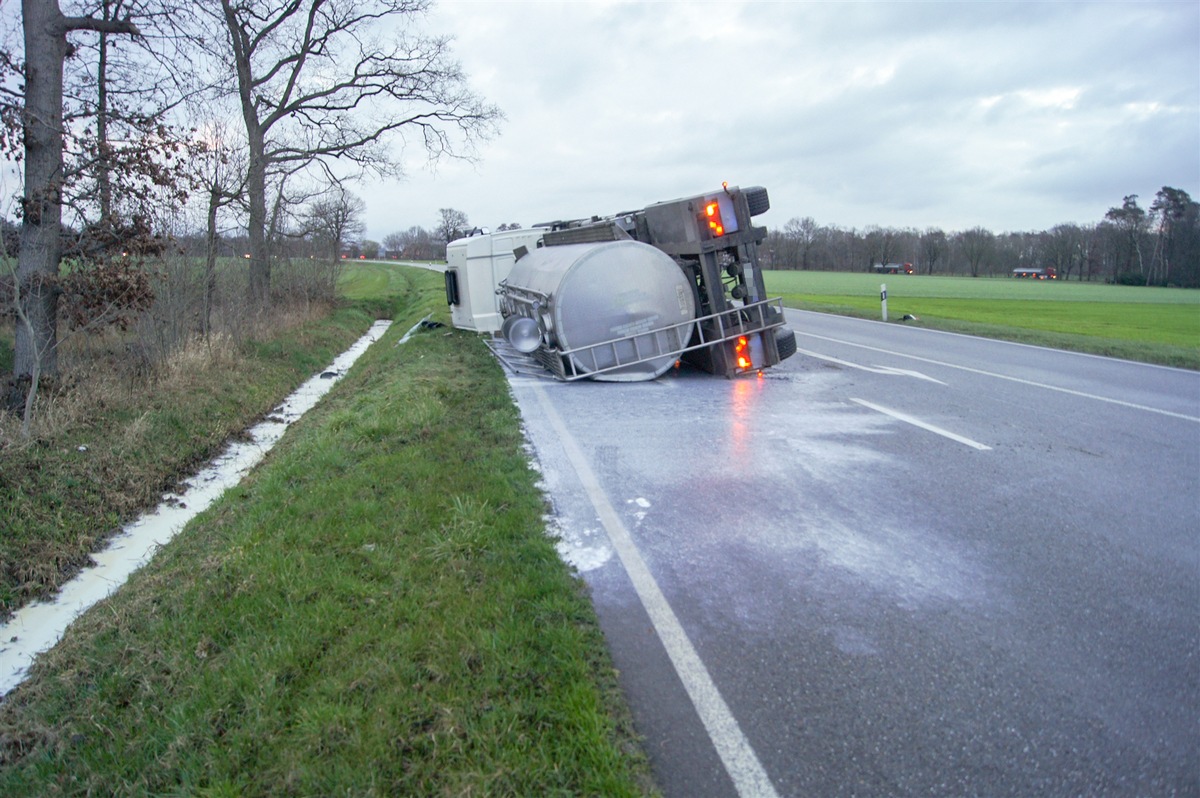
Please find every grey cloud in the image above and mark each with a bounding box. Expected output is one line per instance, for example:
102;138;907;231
362;0;1198;238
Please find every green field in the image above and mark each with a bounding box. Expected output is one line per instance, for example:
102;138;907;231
339;260;437;301
763;271;1200;368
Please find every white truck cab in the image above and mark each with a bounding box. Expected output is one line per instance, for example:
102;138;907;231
444;228;546;333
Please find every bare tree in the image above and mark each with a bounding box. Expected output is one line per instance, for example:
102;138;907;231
955;227;995;278
61;0;199;263
919;228;947;275
383;224;437;260
783;216;818;271
189;116;248;336
382;230;405;259
1042;224;1083;281
304;185;365;263
864;226;897;270
7;0;141;414
830;226;862;272
208;0;501;305
435;207;469;244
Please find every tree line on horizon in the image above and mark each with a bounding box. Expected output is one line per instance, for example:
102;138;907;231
366;188;1200;289
763;186;1199;287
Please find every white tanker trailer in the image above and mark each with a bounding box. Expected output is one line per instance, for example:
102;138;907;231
444;184;796;381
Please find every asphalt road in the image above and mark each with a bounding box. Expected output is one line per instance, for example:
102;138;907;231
505;309;1200;798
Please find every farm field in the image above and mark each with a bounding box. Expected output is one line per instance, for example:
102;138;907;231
763;271;1200;368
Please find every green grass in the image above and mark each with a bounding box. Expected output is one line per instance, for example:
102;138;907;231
0;307;375;616
339;260;444;308
764;271;1200;368
0;266;655;796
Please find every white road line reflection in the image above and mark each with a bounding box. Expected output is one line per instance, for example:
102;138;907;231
531;381;782;798
851;398;992;451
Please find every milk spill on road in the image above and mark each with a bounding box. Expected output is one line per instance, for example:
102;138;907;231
0;319;396;697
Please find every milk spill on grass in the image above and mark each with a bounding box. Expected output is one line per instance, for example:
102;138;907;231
0;319;395;697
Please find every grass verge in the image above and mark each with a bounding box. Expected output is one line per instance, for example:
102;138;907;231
764;271;1200;369
1;305;375;617
0;266;655;796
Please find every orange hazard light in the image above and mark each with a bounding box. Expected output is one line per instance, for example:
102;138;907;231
704;201;725;237
735;336;751;370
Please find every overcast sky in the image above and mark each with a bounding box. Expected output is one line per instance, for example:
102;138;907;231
362;0;1199;242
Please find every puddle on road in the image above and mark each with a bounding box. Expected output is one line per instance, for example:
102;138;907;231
0;319;397;697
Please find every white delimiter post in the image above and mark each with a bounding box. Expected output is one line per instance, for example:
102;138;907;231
880;283;888;321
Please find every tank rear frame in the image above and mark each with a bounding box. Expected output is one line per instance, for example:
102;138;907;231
531;185;791;378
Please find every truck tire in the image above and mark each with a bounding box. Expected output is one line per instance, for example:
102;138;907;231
744;186;770;217
775;326;797;360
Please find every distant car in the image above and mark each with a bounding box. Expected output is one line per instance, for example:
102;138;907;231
874;262;914;275
1013;267;1057;279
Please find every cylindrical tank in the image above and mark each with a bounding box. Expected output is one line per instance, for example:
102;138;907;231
502;240;696;381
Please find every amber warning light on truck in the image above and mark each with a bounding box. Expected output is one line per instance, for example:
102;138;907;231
700;193;740;239
735;336;751;370
705;201;725;237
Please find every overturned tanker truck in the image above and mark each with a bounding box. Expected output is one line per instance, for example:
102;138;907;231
444;184;797;381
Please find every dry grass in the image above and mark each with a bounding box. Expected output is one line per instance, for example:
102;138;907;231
1;289;372;618
3;285;333;446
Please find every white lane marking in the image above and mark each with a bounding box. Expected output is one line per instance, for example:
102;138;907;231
531;382;780;798
851;398;992;451
799;332;1200;423
798;348;947;385
872;366;947;384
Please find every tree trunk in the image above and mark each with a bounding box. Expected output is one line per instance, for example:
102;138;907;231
97;11;112;227
246;132;269;305
8;2;140;415
221;0;270;306
8;0;71;413
204;183;221;337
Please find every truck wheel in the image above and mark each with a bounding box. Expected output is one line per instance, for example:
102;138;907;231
775;326;797;360
744;186;770;217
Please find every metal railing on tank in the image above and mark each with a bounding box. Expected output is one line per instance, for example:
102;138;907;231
544;297;785;381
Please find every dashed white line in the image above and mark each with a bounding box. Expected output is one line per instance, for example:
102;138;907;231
851;398;992;450
531;382;781;798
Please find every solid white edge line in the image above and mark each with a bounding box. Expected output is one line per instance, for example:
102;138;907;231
851;398;993;451
531;382;781;798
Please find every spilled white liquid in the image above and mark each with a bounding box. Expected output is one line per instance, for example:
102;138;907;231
0;319;397;697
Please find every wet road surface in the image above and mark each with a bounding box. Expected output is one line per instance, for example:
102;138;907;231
506;309;1200;797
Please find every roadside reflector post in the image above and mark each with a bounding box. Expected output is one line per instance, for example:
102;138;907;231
881;283;888;322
